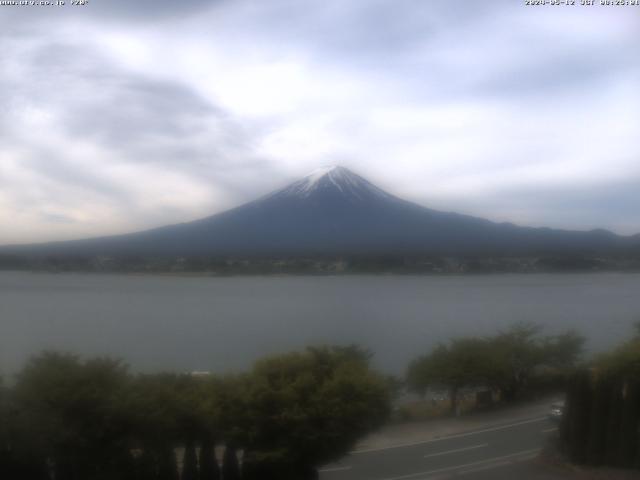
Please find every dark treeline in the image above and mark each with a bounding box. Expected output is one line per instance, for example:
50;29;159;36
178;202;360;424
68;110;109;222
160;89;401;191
0;346;390;480
561;324;640;470
2;253;640;275
406;323;585;413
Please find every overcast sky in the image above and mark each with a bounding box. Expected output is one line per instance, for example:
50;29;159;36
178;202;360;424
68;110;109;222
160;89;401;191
1;0;639;244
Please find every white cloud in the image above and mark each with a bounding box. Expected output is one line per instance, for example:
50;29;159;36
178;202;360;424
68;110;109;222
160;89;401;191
1;0;639;243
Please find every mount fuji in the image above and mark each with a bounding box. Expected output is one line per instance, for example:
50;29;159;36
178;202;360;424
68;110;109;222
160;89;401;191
3;166;637;257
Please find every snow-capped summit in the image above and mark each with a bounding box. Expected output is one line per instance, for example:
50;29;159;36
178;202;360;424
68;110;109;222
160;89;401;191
272;165;392;201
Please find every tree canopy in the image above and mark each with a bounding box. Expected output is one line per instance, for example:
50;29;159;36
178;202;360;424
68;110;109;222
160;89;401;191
219;346;390;479
407;323;585;408
0;346;390;480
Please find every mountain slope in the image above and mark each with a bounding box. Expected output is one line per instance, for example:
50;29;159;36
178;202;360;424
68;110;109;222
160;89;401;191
2;166;637;256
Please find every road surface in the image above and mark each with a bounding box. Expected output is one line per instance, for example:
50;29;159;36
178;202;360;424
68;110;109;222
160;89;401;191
319;415;558;480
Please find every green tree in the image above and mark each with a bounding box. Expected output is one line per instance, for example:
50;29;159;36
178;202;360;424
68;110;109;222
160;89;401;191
157;445;179;480
541;329;585;369
585;377;613;466
221;445;240;480
127;372;214;477
408;324;585;406
562;325;640;469
407;338;492;413
604;382;624;466
487;323;584;401
133;448;157;480
618;380;640;467
595;331;640;467
230;346;390;479
597;336;640;382
12;352;133;480
182;440;198;480
486;323;545;401
0;377;10;477
563;370;592;464
198;436;220;480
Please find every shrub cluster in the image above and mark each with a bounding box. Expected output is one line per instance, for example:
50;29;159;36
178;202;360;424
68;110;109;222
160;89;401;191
0;346;390;480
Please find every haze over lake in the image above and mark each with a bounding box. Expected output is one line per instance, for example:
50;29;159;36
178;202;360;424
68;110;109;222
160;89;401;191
2;271;639;376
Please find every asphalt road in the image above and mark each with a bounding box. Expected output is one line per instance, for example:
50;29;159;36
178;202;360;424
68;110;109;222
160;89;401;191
319;416;557;480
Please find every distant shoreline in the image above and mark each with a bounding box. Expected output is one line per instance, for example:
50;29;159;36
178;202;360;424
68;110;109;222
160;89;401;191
2;251;640;277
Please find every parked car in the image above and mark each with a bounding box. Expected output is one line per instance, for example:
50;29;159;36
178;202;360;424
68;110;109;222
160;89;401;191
549;401;564;423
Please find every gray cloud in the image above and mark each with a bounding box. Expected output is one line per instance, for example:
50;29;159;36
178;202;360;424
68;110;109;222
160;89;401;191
199;0;639;108
40;212;78;224
23;43;218;134
89;0;221;21
7;39;264;170
0;0;222;25
0;33;283;243
449;176;640;235
223;0;510;59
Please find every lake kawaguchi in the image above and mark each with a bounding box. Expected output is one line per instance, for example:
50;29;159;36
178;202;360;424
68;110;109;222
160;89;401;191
1;271;639;376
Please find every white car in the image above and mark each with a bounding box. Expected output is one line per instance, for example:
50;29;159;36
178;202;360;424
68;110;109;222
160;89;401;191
549;401;564;423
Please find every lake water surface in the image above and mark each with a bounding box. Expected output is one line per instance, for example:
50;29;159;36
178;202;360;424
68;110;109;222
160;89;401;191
1;272;639;376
